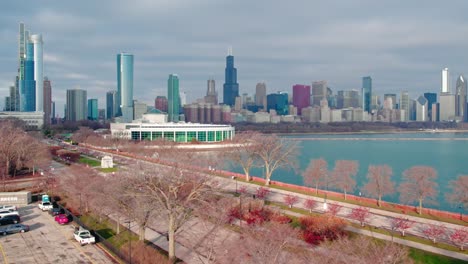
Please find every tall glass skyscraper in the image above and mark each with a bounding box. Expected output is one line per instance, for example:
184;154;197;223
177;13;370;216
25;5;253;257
117;53;134;122
455;75;467;121
66;89;87;122
106;91;116;120
223;48;239;106
168;74;180;122
87;99;98;120
362;76;372;113
21;41;36;111
43;77;52;125
31;34;43;111
292;84;311;115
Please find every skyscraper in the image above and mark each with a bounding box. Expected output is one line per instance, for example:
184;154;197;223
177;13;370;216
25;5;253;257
168;74;180;122
21;40;36;111
223;48;239;106
267;92;288;115
117;53;134;122
87;99;98;120
292;84;311;115
442;68;450;93
255;82;267;110
416;96;428;121
204;79;218;104
31;34;43;111
106;91;116;120
337;90;360;109
455;75;467;121
155;96;168;112
43;77;51;125
311;81;327;106
400;91;410;121
66;89;87;122
362;76;372;113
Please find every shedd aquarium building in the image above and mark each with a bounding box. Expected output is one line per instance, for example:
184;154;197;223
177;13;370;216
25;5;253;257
111;111;235;143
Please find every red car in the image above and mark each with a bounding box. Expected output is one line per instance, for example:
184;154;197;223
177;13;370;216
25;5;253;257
54;214;69;225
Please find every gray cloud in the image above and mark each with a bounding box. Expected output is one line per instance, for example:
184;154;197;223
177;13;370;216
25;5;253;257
1;0;468;115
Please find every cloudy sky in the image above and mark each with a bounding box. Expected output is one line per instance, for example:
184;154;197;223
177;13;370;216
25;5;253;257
1;0;468;116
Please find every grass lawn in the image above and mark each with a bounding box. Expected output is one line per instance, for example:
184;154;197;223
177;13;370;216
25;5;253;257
98;167;118;173
410;248;467;264
78;156;101;167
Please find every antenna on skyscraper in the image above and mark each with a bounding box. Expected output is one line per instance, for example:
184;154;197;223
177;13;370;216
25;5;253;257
228;46;232;56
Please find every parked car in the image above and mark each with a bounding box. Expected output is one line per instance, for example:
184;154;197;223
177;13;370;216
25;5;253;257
0;210;19;218
54;214;69;225
0;205;17;212
0;224;29;235
49;207;64;216
74;227;95;245
0;215;20;225
38;202;53;211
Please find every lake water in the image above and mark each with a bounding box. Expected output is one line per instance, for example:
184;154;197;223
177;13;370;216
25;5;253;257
242;132;468;213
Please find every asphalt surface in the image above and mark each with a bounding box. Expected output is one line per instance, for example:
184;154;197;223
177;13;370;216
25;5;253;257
0;205;113;264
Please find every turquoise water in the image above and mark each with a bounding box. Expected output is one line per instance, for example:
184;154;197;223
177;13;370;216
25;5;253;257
243;132;468;213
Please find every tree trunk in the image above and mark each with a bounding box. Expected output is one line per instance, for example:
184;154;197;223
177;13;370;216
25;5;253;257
378;195;382;207
245;171;251;181
116;216;120;235
315;183;318;195
168;214;176;261
344;189;347;200
418;198;423;215
139;225;145;241
402;230;405;236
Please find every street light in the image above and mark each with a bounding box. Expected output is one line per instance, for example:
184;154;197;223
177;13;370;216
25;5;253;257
231;176;238;194
125;220;132;264
459;205;463;221
359;191;362;204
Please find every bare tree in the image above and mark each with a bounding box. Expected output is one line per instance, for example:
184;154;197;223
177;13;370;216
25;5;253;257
422;223;446;244
71;126;95;144
283;194;299;209
0;121;25;189
348;206;371;227
219;221;302;264
363;165;395;207
303;198;317;213
449;227;468;250
227;131;262;181
255;134;298;185
446;175;468;208
399;166;438;214
327;203;343;217
303;235;413;264
302;158;328;195
331;160;358;200
124;157;218;261
390;217;415;237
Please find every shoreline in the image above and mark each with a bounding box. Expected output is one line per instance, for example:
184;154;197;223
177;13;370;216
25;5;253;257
274;129;468;136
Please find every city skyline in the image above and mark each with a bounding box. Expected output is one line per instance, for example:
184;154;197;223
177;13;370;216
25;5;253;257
2;1;468;116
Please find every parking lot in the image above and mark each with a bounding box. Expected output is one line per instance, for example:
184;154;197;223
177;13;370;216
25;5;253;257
0;205;113;264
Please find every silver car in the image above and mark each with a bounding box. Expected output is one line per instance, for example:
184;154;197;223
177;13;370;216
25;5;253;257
0;224;29;235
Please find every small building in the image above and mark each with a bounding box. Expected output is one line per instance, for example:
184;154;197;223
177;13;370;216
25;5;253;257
101;156;114;168
0;191;31;206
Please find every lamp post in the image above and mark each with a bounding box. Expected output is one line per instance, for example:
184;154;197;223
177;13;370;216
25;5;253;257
231;176;238;194
79;193;82;216
359;191;362;204
459;205;463;221
125;220;132;264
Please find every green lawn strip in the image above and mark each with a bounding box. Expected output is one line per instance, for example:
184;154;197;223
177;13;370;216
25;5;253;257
97;167;118;173
410;248;467;264
237;177;466;226
78;156;101;167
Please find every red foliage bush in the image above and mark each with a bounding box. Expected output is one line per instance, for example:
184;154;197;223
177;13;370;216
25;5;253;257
227;206;242;224
270;213;292;224
299;215;346;245
244;208;272;225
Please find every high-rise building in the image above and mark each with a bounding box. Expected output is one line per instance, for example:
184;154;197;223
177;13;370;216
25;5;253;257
204;79;218;104
424;92;437;120
87;99;98;120
400;91;410;121
442;68;450;93
98;109;105;121
133;100;147;120
43;77;51;125
117;53;134;122
416;96;428;121
455;75;467;121
66;89;87;122
106;91;116;120
51;101;55;123
168;74;180;122
21;40;36;111
267;92;288;115
179;91;187;111
336;90;359;109
30;34;43;112
155;96;168;112
223;48;239;106
439;94;456;121
362;76;372;113
384;94;397;109
311;81;327;106
292;84;311;115
255;82;267;110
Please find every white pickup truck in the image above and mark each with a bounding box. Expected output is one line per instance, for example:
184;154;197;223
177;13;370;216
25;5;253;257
38;202;53;211
74;227;96;246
